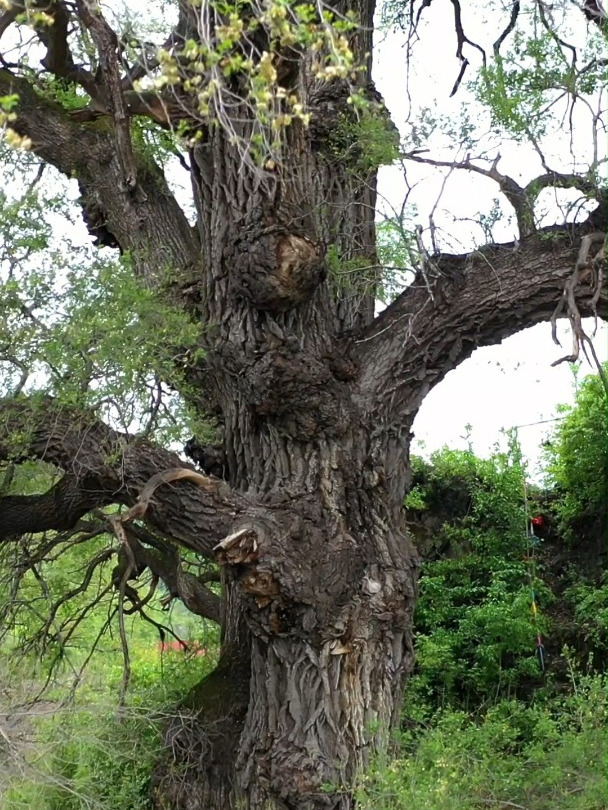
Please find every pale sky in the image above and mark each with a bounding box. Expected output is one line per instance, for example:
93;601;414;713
372;7;607;469
412;322;607;475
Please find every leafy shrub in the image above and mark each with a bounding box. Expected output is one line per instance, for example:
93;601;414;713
0;646;216;810
358;674;606;810
544;368;608;541
407;445;552;708
563;580;608;652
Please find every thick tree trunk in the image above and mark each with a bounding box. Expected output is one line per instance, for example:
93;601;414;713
148;3;422;799
153;478;419;810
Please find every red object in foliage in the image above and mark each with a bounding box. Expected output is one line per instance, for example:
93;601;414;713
531;516;544;527
158;640;208;656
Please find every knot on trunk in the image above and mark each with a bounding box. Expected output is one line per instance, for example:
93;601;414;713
226;216;326;312
244;348;353;439
79;184;120;249
215;505;374;641
184;438;227;478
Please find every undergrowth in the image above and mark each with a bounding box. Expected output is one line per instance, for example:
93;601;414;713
357;672;606;810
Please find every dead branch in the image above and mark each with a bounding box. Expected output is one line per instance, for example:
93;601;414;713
118;468;218;524
403;153;602;239
493;1;520;57
110;519;222;623
450;0;486;66
551;232;608;394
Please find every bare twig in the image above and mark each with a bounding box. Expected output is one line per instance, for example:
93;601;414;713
478;800;530;810
551;232;608;395
493;1;521;57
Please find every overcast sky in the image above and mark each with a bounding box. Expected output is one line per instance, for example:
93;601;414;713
372;6;607;470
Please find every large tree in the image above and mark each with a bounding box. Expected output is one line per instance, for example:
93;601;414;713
0;0;605;808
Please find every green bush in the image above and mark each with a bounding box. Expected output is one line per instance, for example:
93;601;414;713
544;369;608;541
357;674;606;810
0;647;216;810
2;703;159;810
408;446;551;708
564;580;608;651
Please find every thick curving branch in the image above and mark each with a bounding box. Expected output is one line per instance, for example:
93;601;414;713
0;396;343;638
0;396;322;619
0;396;239;552
0;474;111;538
355;216;608;426
0;70;200;288
37;1;99;95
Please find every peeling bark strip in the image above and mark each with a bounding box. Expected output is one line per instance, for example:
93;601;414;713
0;0;607;807
117;468;219;523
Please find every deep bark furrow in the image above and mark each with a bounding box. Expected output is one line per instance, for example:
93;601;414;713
0;475;110;539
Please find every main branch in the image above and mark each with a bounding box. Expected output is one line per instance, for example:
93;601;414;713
0;70;200;288
0;396;236;553
356;217;608;428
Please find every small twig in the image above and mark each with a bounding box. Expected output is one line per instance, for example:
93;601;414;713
478;800;530;810
108;515;135;716
551;232;608;396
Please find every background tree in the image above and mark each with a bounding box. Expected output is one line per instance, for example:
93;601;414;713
544;364;608;542
0;1;605;808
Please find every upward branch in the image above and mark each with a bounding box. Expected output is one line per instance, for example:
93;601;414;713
0;70;200;287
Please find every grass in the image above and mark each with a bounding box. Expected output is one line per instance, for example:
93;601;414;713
356;674;606;810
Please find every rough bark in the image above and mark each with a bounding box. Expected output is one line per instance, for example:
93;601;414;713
0;2;607;809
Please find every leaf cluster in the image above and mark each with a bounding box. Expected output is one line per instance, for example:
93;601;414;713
543;367;607;541
407;446;551;707
475;27;605;141
150;0;362;164
0;182;203;441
